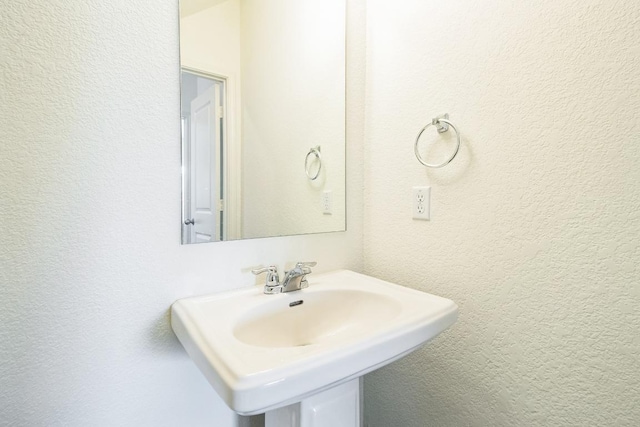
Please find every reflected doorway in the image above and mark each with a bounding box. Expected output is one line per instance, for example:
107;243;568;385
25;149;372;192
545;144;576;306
181;70;227;243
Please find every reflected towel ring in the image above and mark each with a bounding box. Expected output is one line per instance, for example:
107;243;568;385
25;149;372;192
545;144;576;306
305;146;322;180
414;114;461;168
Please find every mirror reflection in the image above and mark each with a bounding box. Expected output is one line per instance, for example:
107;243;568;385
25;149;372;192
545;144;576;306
180;0;346;243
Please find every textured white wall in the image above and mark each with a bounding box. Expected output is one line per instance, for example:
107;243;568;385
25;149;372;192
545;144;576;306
363;0;640;426
0;1;365;426
241;0;346;239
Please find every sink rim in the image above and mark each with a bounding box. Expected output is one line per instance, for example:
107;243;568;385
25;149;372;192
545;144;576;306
171;269;458;415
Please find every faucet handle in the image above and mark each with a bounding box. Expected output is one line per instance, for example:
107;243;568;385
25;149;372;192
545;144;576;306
251;265;277;275
292;262;316;289
251;265;279;283
283;262;315;277
295;261;317;269
296;261;316;275
252;266;282;294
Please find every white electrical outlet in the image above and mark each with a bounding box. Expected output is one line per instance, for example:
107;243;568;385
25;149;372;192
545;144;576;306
412;186;431;220
322;190;332;214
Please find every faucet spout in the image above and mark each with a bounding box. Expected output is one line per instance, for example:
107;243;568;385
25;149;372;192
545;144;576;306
281;262;316;292
252;262;317;294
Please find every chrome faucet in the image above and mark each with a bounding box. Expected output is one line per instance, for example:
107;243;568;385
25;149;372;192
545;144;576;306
251;262;317;294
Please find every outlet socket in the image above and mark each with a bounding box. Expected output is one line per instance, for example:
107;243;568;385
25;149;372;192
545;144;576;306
412;186;430;220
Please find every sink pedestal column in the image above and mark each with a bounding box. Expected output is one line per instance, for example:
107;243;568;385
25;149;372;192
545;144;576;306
265;379;360;427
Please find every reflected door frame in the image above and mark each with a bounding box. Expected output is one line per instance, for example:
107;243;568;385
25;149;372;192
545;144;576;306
181;67;242;242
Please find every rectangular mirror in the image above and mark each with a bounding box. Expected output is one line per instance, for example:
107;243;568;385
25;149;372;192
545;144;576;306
179;0;346;243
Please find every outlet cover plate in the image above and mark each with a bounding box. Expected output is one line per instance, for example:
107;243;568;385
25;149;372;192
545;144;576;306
412;186;430;220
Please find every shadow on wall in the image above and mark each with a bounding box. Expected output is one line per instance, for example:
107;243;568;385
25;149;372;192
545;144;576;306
146;309;185;356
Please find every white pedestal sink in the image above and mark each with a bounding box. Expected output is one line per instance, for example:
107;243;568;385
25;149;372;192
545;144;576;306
171;270;458;426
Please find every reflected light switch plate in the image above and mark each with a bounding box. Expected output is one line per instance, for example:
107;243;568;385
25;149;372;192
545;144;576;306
322;190;332;214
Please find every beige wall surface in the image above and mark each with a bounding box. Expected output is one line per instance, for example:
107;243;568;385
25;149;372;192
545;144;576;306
362;0;640;426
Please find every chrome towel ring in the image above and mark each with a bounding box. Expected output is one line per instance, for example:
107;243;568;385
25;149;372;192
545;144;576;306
414;113;461;168
305;146;322;180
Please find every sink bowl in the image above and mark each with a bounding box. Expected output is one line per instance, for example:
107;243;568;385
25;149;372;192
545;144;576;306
171;269;458;415
233;289;402;348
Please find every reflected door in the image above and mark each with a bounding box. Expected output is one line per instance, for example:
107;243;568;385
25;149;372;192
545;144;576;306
185;82;224;243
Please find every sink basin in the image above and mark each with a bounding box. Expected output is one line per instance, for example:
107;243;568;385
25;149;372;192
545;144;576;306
171;269;458;415
233;289;402;348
